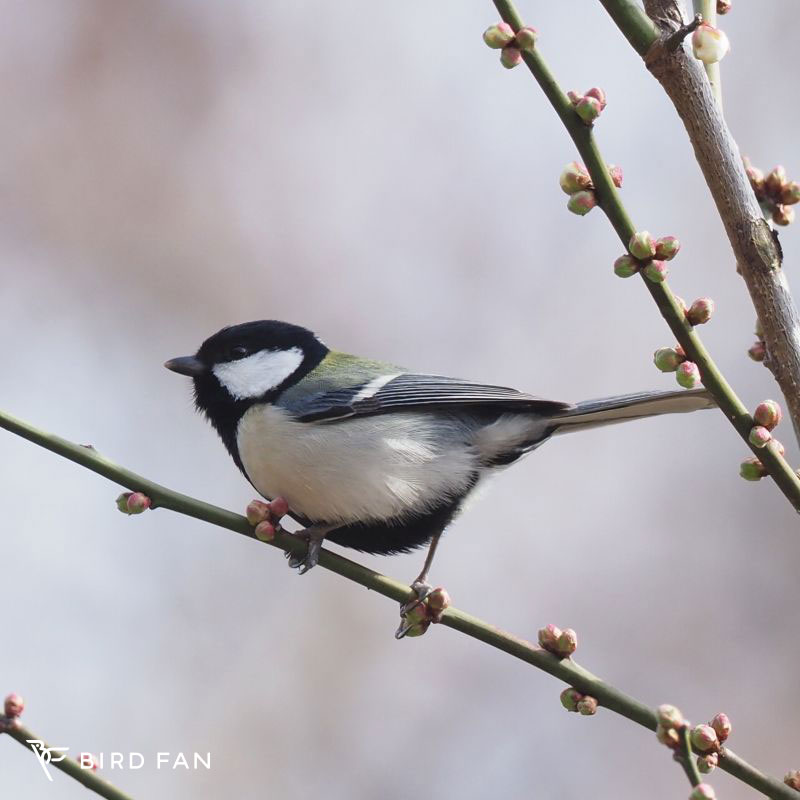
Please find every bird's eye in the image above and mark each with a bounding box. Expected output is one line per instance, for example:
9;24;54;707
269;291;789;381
230;346;248;360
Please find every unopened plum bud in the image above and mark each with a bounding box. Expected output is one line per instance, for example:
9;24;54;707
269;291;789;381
426;587;451;620
269;497;289;519
577;696;598;715
629;230;656;260
254;520;276;542
575;96;602;124
754;400;782;430
566;90;583;105
749;426;772;448
4;694;23;718
567;190;596;216
643;260;668;283
766;165;788;195
126;492;151;514
676;361;701;389
607;164;623;188
538;624;562;652
687;298;715;325
613;254;639;278
690;785;717;800
559;162;592;194
500;45;522;69
748;341;766;362
654;347;684;373
781;182;800;206
556;628;577;657
560;688;583;712
115;492;132;513
710;713;731;742
692;22;730;64
740;457;766;481
773;205;795;227
656;724;680;747
403;619;430;637
246;500;270;526
482;22;514;49
657;704;684;729
515;26;538;52
785;770;800;790
698;753;719;774
584;87;606;110
743;157;764;191
655;235;681;260
691;724;719;752
717;0;731;13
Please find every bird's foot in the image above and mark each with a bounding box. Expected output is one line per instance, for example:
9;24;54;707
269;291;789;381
245;496;289;542
284;525;332;575
395;582;451;639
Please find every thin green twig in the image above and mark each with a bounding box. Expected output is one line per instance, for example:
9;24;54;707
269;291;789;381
694;0;723;110
0;407;795;799
677;724;703;788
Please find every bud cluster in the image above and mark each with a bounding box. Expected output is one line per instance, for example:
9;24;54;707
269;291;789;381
559;161;622;217
740;401;784;481
399;587;452;638
538;624;578;658
743;156;800;227
246;496;289;542
559;687;598;715
482;22;538;70
567;87;607;126
785;770;800;791
614;231;680;282
652;343;702;390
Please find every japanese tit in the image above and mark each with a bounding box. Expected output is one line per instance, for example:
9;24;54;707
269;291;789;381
165;320;713;583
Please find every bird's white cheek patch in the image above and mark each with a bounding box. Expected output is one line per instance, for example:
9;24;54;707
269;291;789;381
213;347;304;400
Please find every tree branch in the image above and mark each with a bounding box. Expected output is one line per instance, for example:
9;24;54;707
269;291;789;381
0;407;796;799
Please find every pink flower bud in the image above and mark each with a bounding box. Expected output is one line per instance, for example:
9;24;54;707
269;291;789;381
607;164;623;188
246;500;270;526
584;87;607;110
643;260;668;283
691;22;730;64
749;426;772;448
740;457;766;481
515;26;538;52
576;696;598;715
656;724;680;747
567;190;597;216
614;254;639;278
126;492;151;514
766;165;788;195
4;693;23;718
773;205;795;227
628;230;656;260
748;341;766;362
269;496;289;519
482;22;515;49
780;182;800;206
687;298;715;325
254;520;276;542
743;157;764;192
676;361;701;389
538;623;562;652
559;162;592;195
500;45;522;69
698;753;719;774
575;96;603;125
690;783;717;799
560;688;582;712
716;0;731;13
556;628;578;657
754;400;782;430
710;713;731;742
654;235;681;261
78;753;99;771
657;704;684;729
426;587;451;620
653;347;684;373
115;492;132;513
566;90;583;105
785;771;800;790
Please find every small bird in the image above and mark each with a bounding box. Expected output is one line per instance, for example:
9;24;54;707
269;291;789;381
165;320;713;592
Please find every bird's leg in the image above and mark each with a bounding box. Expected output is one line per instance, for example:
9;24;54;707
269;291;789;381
395;532;444;638
285;524;334;575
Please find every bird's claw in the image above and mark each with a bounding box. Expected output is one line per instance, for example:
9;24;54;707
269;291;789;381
285;532;322;574
395;581;441;640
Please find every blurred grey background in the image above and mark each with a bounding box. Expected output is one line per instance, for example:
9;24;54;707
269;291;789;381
2;2;799;798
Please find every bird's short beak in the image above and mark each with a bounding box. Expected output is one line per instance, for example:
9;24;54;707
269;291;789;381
164;356;206;377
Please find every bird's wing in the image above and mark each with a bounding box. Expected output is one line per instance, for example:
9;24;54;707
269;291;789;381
290;373;572;422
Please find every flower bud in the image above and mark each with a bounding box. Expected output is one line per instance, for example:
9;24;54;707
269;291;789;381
482;22;514;49
740;457;766;481
698;753;719;774
4;693;23;718
691;22;730;64
749;426;772;448
643;260;668;283
246;500;270;526
690;783;717;799
673;295;688;314
426;587;451;620
515;26;538;52
628;230;656;260
500;45;522;69
575;96;603;125
613;254;639;278
710;712;731;742
657;704;684;729
785;771;800;791
403;620;430;637
559;162;592;195
538;624;562;652
748;341;766;362
607;164;623;188
716;0;731;13
676;361;701;389
781;182;800;206
566;90;583;105
766;165;787;195
656;724;680;747
754;400;782;430
556;628;578;657
691;724;719;752
560;687;582;712
773;205;795;227
269;496;289;519
254;520;276;542
743;157;764;192
687;298;715;325
115;492;132;513
584;87;607;110
567;190;597;216
576;696;598;715
126;492;151;514
654;235;681;260
78;753;99;771
654;347;684;373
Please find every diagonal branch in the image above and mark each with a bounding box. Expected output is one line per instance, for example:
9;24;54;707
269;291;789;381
0;407;796;799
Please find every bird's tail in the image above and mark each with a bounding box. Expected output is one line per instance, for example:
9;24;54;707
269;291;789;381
549;388;715;435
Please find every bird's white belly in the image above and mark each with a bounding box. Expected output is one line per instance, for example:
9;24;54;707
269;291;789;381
236;405;478;524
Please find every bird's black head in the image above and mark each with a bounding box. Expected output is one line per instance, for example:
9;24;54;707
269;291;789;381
165;320;328;459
